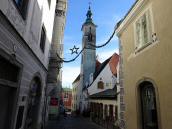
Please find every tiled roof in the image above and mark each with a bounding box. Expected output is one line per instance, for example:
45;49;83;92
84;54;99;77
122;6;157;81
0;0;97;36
93;53;119;82
93;57;111;80
89;87;119;100
96;60;101;71
109;53;119;75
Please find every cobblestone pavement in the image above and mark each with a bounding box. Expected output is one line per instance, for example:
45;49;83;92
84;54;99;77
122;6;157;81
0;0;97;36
46;115;105;129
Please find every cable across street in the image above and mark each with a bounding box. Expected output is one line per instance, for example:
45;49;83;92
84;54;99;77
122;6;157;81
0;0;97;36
56;27;116;63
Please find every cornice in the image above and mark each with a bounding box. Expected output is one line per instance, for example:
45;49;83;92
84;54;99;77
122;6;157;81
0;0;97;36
116;0;149;36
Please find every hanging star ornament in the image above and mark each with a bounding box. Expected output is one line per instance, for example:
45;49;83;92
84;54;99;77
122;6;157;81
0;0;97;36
70;45;79;55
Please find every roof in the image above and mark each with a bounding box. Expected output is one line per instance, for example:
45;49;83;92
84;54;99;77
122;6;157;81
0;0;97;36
93;53;119;82
89;87;119;100
93;57;111;81
96;60;101;71
81;6;97;30
72;74;80;84
116;0;139;29
109;53;119;75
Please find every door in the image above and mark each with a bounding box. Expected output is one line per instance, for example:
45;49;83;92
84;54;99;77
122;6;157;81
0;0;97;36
140;82;158;129
0;85;16;129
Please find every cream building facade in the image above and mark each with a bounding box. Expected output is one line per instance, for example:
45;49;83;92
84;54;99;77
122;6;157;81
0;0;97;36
0;0;57;129
116;0;172;129
72;74;81;112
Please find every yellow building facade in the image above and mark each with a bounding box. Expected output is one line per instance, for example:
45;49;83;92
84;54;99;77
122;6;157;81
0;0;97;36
116;0;172;129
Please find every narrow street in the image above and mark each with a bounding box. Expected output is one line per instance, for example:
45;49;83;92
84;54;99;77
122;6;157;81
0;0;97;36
46;115;105;129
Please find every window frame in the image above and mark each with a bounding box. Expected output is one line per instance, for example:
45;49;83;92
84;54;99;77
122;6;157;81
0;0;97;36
134;8;153;52
13;0;29;20
47;0;51;8
39;26;46;53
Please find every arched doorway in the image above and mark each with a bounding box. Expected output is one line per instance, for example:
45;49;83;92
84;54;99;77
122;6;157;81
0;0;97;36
25;77;42;129
139;81;158;129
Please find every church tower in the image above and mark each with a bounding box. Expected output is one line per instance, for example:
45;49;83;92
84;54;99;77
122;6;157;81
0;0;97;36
81;5;97;89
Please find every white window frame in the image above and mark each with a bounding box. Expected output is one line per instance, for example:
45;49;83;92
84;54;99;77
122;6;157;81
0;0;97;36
134;7;154;52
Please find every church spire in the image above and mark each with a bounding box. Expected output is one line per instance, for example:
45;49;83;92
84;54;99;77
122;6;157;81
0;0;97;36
85;4;93;23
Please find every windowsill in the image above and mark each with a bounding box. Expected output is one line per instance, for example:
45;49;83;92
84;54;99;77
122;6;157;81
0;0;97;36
135;42;152;53
134;40;159;55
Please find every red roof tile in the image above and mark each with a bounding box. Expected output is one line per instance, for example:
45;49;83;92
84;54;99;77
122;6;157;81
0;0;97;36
109;53;119;75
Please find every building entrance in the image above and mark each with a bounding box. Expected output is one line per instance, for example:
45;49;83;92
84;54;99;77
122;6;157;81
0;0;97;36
0;85;16;129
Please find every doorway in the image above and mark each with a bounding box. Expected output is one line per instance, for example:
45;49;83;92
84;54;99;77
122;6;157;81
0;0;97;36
140;81;158;129
0;85;16;129
25;77;42;129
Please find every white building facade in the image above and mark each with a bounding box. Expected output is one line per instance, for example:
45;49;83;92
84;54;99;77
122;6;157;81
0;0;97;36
0;0;56;129
88;53;120;128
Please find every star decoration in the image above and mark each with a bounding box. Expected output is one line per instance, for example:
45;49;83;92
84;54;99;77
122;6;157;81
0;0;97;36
70;45;79;55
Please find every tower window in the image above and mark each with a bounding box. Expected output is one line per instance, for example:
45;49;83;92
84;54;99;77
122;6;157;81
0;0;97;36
13;0;29;19
88;27;93;42
40;26;46;53
47;0;51;8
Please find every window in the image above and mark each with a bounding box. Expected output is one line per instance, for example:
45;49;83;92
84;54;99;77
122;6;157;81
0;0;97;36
135;10;152;50
115;106;118;120
64;93;68;98
104;105;108;118
109;105;113;117
0;55;20;83
97;78;104;89
40;26;46;53
47;0;51;7
13;0;29;19
140;82;158;129
97;81;104;89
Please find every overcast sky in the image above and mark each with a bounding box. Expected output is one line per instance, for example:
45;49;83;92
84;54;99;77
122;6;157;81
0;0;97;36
62;0;135;87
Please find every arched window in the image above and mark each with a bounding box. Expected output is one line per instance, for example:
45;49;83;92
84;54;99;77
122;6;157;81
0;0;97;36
97;78;104;89
104;105;108;118
25;77;42;129
140;81;158;129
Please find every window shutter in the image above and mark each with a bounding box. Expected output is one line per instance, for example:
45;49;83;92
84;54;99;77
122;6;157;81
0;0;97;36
146;10;152;43
136;21;141;48
142;14;148;45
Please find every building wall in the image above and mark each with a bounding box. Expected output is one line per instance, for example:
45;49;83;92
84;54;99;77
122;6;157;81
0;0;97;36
47;0;67;118
0;0;55;68
0;0;56;129
88;64;116;95
81;24;96;88
116;0;172;129
62;89;72;110
72;79;82;111
89;99;120;119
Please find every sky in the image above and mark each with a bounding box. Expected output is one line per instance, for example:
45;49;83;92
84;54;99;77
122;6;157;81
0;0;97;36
62;0;135;87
